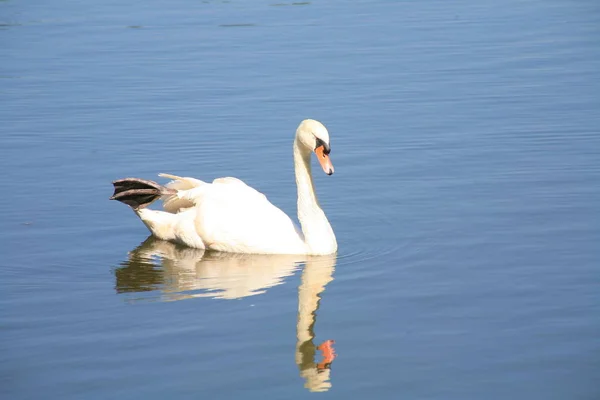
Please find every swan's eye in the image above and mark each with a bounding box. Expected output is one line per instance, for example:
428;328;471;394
315;138;331;155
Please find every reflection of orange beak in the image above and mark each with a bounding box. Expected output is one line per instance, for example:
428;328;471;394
316;339;336;371
315;145;334;175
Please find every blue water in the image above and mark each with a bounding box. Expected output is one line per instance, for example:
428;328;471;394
2;0;600;398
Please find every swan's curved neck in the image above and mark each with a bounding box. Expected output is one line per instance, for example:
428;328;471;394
293;139;337;255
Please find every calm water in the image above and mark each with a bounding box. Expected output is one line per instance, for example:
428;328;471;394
2;0;600;398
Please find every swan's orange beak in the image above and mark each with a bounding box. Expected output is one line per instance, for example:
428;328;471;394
315;145;334;175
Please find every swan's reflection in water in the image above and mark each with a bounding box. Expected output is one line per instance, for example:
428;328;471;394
115;237;337;392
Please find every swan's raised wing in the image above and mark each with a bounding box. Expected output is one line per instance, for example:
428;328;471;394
173;177;305;254
159;173;206;213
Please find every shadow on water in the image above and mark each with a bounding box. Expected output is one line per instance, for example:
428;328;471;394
114;236;337;392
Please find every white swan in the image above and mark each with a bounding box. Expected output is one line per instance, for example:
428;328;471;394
110;119;337;255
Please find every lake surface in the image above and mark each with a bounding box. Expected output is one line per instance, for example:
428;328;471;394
2;0;599;398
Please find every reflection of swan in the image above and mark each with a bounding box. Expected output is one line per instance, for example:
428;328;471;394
296;254;337;392
110;119;337;255
114;237;337;391
115;237;300;300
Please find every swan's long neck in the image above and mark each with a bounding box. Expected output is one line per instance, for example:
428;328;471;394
293;140;337;255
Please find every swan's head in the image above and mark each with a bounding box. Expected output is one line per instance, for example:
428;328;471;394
296;119;334;175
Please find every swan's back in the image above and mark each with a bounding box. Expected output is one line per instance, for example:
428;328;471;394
164;174;306;254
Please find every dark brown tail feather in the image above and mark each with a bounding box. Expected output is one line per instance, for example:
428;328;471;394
110;178;176;210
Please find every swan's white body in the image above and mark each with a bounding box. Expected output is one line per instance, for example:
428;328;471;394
130;120;337;255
